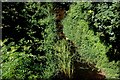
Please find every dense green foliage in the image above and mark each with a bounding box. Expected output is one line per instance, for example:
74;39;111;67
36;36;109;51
1;2;120;80
87;2;120;62
63;2;119;78
2;2;56;79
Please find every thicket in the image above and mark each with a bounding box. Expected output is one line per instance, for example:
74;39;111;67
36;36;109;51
1;2;120;80
63;2;119;78
2;2;56;79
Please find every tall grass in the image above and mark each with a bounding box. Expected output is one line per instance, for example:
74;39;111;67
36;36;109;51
54;40;74;79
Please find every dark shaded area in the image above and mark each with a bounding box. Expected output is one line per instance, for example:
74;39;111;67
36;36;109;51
51;71;69;80
2;3;51;79
2;3;27;42
2;3;45;41
51;60;106;80
53;2;71;11
2;2;45;55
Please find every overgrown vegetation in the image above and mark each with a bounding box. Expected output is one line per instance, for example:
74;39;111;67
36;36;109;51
63;2;119;78
1;2;120;80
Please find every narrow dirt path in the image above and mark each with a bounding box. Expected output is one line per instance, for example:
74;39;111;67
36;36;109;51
54;6;77;56
53;4;106;80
